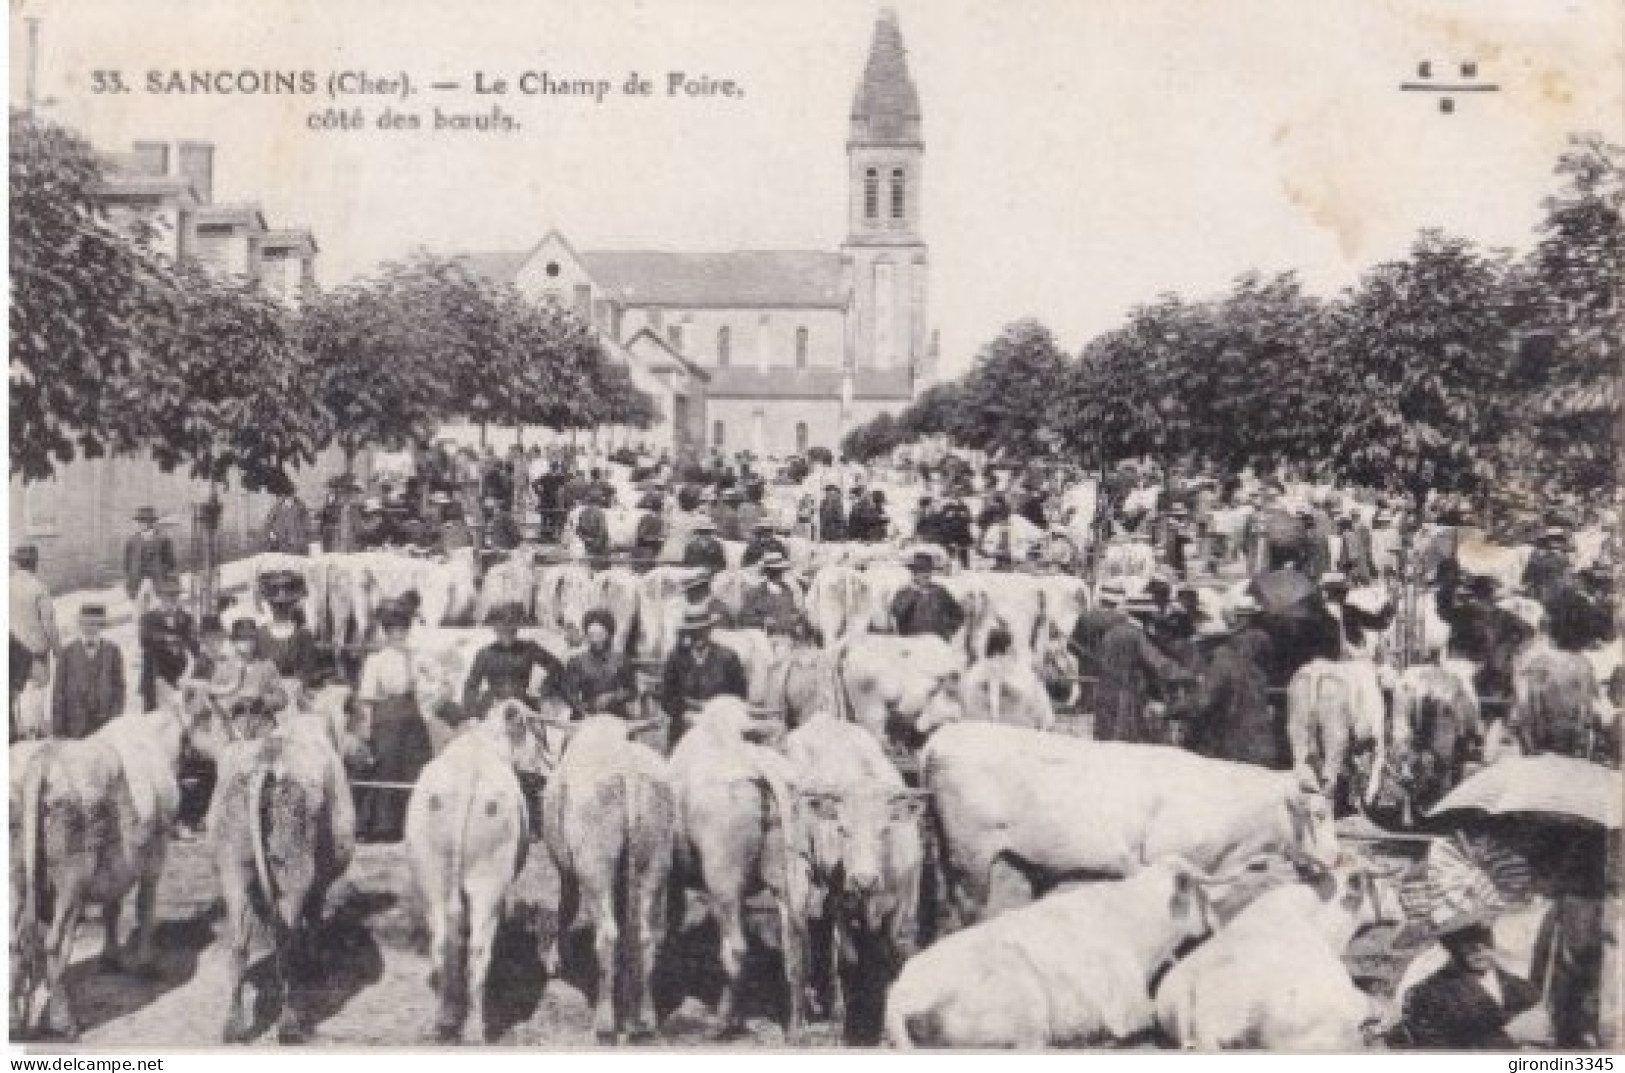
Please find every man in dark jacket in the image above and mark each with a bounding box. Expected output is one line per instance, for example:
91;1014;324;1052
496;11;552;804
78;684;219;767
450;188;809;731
937;496;975;567
1400;915;1540;1050
124;505;176;613
462;603;565;723
682;570;737;630
1069;581;1129;679
847;489;879;543
660;607;749;743
1183;596;1282;767
263;484;312;555
574;488;611;564
138;577;198;712
890;552;965;642
1522;528;1574;604
682;520;729;572
1436;574;1533;700
1095;596;1189;744
53;605;126;739
712;488;746;542
741;521;789;568
814;485;843;543
632;492;666;567
738;553;804;638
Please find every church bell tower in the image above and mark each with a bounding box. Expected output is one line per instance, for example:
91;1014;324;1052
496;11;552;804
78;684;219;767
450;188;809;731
842;9;931;391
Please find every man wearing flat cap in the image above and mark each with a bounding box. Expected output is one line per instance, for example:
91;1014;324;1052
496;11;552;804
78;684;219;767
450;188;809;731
139;575;198;711
124;506;176;615
53;605;126;739
660;606;748;745
890;551;965;642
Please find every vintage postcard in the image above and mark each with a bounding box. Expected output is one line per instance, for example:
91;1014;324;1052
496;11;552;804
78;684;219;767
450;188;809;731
7;0;1621;1056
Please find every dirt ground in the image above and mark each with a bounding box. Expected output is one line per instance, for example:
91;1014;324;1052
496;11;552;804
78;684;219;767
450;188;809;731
19;826;1431;1052
33;838;848;1050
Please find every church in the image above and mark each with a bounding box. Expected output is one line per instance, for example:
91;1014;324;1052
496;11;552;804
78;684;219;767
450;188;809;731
461;10;936;459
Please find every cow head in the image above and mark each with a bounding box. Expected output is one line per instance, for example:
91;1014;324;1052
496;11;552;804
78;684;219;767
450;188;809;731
798;784;928;932
910;671;966;735
1157;858;1226;958
486;697;572;775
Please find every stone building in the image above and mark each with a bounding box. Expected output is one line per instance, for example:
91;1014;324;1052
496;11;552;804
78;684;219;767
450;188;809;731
460;9;937;459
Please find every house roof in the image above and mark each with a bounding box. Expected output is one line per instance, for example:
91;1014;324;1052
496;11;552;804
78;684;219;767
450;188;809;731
706;366;912;401
623;327;711;382
579;250;845;309
851;9;920;122
262;228;319;255
98;175;198;201
460;247;847;309
195;202;267;231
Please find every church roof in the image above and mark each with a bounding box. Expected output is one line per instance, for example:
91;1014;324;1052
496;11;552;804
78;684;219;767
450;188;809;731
459;247;845;309
851;9;920;122
579;250;845;309
707;366;913;401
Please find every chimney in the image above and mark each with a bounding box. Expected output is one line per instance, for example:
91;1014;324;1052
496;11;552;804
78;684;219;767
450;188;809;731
177;140;214;204
130;140;169;177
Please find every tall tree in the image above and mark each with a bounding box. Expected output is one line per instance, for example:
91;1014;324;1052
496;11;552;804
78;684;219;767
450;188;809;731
9;112;169;480
952;319;1070;458
1323;231;1518;510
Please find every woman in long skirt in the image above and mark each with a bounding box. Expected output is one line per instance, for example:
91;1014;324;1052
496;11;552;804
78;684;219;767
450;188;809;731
355;602;433;841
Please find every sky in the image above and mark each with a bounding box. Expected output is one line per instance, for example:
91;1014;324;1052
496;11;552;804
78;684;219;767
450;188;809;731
10;0;1622;376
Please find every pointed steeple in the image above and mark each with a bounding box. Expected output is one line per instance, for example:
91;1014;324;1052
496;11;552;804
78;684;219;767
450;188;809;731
850;9;921;143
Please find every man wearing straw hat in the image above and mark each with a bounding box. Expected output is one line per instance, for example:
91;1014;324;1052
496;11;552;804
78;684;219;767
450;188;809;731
659;606;747;746
1399;905;1540;1049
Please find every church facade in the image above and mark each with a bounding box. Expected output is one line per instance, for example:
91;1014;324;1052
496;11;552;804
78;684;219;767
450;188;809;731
461;10;936;459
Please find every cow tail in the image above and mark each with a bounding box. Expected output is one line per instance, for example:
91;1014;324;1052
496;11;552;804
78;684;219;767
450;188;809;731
618;771;640;1013
21;749;50;936
831;638;854;725
443;772;480;1008
248;763;279;925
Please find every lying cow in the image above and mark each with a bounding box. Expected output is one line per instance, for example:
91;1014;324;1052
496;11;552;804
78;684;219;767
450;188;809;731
785;714;927;1043
668;697;810;1040
403;698;553;1043
540;715;675;1043
884;857;1223;1048
11;686;222;1039
210;705;357;1043
923;722;1339;926
1155;859;1395;1050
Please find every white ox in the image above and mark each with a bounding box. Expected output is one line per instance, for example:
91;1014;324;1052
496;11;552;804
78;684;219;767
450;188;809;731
922;722;1341;925
884;858;1223;1048
1156;862;1395;1050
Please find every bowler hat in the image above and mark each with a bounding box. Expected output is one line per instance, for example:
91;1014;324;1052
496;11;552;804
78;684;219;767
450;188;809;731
485;602;526;628
679;606;718;632
133;506;158;523
760;551;790;572
79;604;108;622
908;550;936;572
229;619;259;641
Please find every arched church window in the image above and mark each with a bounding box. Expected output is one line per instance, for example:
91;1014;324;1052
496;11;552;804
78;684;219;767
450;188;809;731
891;168;905;220
864;168;879;220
